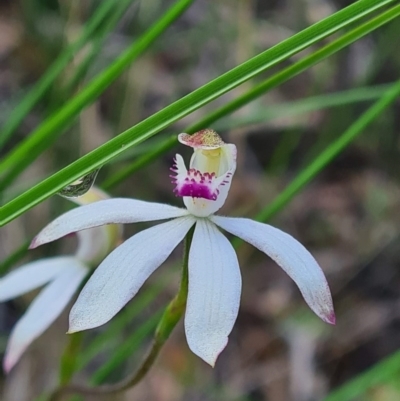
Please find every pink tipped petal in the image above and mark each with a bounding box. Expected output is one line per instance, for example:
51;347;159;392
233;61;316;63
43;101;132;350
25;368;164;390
69;216;196;333
0;256;77;302
4;261;87;372
185;219;241;366
31;199;188;248
211;216;334;324
327;311;336;325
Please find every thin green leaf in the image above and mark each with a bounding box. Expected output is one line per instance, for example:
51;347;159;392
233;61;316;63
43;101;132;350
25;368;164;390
0;240;30;275
214;83;393;131
323;349;400;401
61;0;136;99
102;135;177;190
255;79;400;224
90;311;162;385
75;282;164;371
0;0;118;150
1;0;397;226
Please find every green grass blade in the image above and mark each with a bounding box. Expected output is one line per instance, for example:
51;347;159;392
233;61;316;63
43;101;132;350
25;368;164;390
102;135;177;190
0;0;195;185
1;0;397;225
75;283;164;372
61;0;136;99
0;240;30;275
90;311;162;385
0;0;117;150
322;349;400;401
213;83;393;131
255;79;400;224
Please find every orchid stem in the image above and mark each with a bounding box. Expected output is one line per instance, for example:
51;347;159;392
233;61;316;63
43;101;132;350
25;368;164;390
47;227;194;401
59;332;83;386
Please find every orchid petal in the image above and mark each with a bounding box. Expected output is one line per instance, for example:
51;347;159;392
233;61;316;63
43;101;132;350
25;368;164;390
31;199;188;248
211;216;335;324
185;219;241;366
0;256;77;302
69;216;196;333
4;261;88;372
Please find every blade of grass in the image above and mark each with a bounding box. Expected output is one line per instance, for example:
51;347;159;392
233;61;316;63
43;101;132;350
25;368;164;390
61;0;137;100
0;240;30;275
322;349;400;401
255;78;400;224
75;282;164;372
1;0;398;225
0;0;118;150
90;310;162;385
102;135;177;190
214;83;393;131
40;310;163;401
0;0;195;185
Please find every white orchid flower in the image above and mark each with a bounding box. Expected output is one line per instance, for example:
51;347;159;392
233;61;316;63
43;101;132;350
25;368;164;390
0;188;120;372
31;129;335;367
